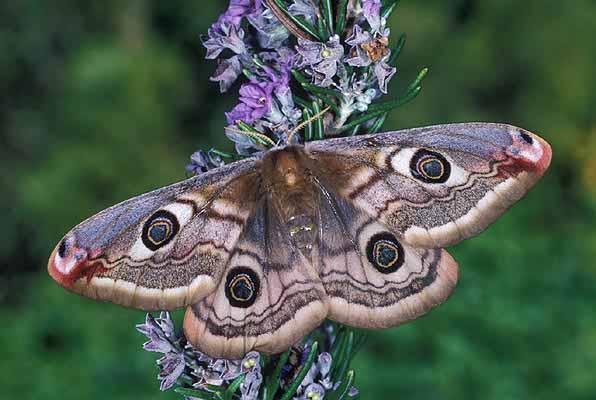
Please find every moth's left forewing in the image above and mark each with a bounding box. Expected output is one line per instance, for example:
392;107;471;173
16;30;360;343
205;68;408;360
48;158;260;310
306;123;552;248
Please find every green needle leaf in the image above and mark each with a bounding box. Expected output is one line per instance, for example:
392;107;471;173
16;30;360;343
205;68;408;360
389;33;406;66
321;0;334;35
293;95;314;111
366;67;428;114
369;113;388;134
270;0;323;41
224;374;245;400
175;387;218;400
335;0;350;35
263;349;291;400
311;100;325;139
329;328;347;376
337;85;422;134
381;0;401;19
333;330;354;383
326;370;356;400
302;108;314;141
292;70;345;100
209;148;235;159
405;67;429;95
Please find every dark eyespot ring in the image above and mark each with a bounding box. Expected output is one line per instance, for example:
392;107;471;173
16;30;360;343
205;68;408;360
225;267;260;308
519;131;533;145
366;232;405;274
142;210;180;251
410;149;451;183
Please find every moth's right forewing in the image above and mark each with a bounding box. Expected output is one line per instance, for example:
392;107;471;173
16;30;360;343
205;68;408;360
306;123;552;248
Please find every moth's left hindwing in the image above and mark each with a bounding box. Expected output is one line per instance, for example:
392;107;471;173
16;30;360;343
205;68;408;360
48;158;260;310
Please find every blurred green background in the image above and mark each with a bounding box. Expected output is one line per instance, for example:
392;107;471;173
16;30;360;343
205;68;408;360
1;0;595;399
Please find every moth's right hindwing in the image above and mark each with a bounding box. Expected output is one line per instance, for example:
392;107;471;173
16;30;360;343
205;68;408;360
313;181;459;329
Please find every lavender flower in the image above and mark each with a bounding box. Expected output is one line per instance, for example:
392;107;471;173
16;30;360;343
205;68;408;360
137;312;267;395
137;312;177;353
210;55;242;92
200;0;415;149
241;369;263;400
213;0;264;28
346;25;396;93
290;349;358;400
186;149;225;175
296;35;345;87
257;60;302;136
136;312;186;390
226;79;274;124
297;383;325;400
138;315;361;399
203;23;247;60
158;352;186;391
374;60;396;93
248;9;290;49
289;0;319;23
362;0;384;33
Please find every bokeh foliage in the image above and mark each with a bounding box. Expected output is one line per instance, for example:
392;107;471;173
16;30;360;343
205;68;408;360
1;1;595;399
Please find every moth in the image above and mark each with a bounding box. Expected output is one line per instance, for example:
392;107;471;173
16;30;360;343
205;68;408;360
48;123;551;359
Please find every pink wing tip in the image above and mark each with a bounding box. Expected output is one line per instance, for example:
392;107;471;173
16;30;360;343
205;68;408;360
48;236;97;289
503;127;552;178
534;133;552;176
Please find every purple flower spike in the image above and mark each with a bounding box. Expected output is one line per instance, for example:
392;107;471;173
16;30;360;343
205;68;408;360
240;369;263;400
137;313;176;353
226;80;274;124
296;35;344;87
300;383;326;400
203;23;247;60
213;0;264;29
186;149;224;175
346;25;396;93
158;352;185;391
248;9;289;49
374;61;397;93
289;0;319;24
362;0;383;33
210;55;242;92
